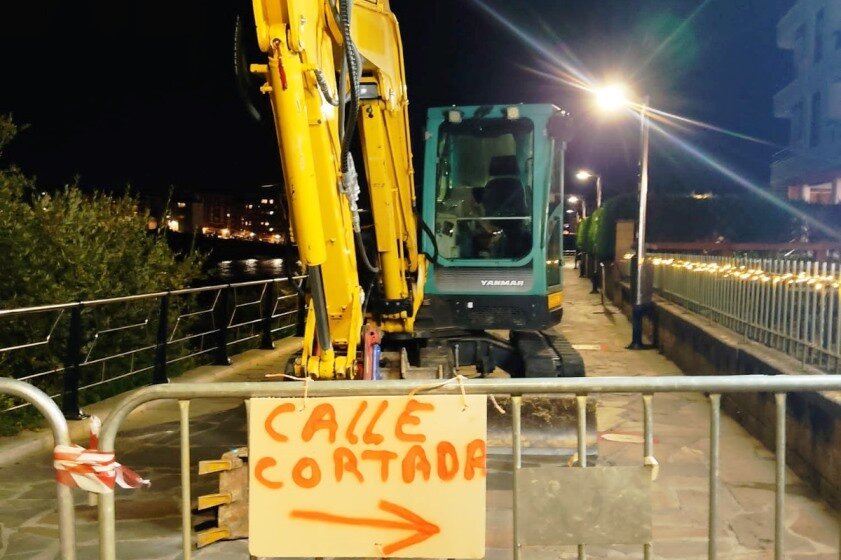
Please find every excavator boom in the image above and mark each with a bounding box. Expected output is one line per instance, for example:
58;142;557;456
250;0;423;378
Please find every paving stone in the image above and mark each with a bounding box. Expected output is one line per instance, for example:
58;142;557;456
0;267;838;558
2;531;61;556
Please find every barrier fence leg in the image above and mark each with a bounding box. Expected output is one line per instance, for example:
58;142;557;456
1;378;77;559
775;393;787;560
62;305;85;419
709;394;721;560
180;400;193;559
512;396;522;560
576;395;587;560
643;394;654;560
99;480;116;560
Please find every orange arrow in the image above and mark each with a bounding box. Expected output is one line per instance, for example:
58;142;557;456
290;499;440;555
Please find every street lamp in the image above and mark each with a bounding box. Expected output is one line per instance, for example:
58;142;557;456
567;195;586;219
592;84;652;349
595;84;629;112
576;169;603;210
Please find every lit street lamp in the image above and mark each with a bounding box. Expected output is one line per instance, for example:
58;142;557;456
576;169;602;210
567;195;586;219
592;85;652;349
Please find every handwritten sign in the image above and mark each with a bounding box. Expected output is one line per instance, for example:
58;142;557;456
248;395;486;558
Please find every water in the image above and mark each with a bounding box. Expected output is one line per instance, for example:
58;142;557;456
204;258;288;284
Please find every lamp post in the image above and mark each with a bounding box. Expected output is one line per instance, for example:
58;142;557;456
629;95;652;349
593;85;653;349
575;170;602;210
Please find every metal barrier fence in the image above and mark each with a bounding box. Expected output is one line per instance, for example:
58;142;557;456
0;276;304;420
94;375;841;560
0;378;76;560
653;254;840;372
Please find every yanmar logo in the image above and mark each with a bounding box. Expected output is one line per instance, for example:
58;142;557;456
481;279;525;287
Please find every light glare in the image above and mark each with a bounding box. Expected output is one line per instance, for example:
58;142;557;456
595;84;628;112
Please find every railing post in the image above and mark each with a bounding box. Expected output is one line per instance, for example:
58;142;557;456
62;305;85;420
295;289;306;338
261;282;276;350
213;287;232;366
152;293;170;384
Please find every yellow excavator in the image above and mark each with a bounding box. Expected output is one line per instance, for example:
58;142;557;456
196;0;587;546
247;0;580;381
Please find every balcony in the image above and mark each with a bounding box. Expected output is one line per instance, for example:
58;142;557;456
773;80;802;118
771;144;841;191
778;1;804;50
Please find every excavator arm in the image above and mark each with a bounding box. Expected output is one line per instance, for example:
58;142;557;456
249;0;423;379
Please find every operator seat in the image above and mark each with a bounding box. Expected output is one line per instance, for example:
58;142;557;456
482;155;529;257
482;155;527;219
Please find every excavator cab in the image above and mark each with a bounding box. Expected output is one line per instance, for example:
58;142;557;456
419;104;574;334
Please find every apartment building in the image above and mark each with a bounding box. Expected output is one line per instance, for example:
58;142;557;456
772;0;841;204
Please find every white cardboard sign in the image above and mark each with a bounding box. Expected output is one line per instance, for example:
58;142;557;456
248;394;487;558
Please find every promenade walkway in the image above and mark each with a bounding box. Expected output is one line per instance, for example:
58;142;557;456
0;266;837;559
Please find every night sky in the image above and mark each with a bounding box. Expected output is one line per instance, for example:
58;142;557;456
0;0;793;202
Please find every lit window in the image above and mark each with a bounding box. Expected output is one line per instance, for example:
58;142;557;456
260;199;268;204
176;202;186;208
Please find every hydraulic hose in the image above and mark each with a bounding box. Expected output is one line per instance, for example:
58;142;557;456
339;0;360;174
419;217;440;265
355;230;380;274
337;0;378;275
314;69;339;106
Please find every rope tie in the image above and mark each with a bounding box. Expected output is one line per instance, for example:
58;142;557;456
408;374;471;410
264;372;311;410
489;395;506;415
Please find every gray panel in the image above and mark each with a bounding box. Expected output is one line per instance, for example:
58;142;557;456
435;267;534;292
516;466;652;545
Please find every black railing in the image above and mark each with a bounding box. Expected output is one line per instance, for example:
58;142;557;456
0;276;304;421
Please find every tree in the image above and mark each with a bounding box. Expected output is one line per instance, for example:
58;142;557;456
0;116;204;434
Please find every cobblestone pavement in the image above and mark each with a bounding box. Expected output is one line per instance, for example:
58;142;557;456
0;267;838;559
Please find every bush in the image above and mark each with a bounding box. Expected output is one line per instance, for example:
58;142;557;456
575;215;592;253
590;194;638;262
587;207;604;260
0;116;204;434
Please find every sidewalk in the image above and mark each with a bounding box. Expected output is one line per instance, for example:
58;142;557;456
0;339;299;559
543;265;839;558
0;268;838;559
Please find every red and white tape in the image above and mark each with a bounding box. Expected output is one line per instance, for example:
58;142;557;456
53;416;150;494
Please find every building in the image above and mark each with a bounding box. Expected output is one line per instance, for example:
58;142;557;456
143;187;286;243
772;0;841;204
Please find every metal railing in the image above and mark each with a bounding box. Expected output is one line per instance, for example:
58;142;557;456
653;254;841;372
0;276;304;420
93;375;841;560
0;378;75;560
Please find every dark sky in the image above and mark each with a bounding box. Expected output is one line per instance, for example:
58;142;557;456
0;0;793;201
